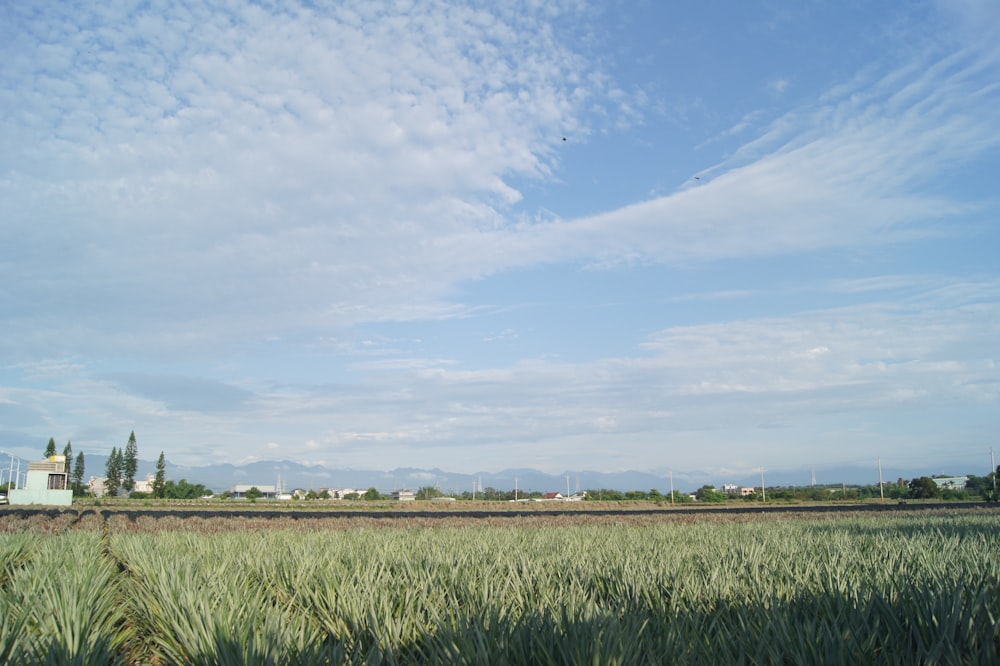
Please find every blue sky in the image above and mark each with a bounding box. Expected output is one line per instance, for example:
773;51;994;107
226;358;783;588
1;0;998;481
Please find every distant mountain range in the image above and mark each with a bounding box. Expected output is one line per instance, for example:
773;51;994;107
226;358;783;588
70;455;981;495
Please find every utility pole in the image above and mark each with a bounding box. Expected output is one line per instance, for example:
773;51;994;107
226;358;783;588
877;456;885;504
669;469;675;505
992;448;997;495
2;452;21;491
760;467;766;503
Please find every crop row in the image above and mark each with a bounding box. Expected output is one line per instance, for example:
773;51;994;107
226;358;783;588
2;513;999;664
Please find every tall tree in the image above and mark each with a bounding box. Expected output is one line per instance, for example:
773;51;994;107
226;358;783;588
152;451;167;499
104;447;121;497
44;437;56;459
123;431;139;493
63;441;73;475
73;451;85;496
908;476;941;499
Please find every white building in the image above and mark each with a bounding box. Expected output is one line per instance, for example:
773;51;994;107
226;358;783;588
133;474;155;494
88;476;106;497
88;474;155;497
7;456;73;506
328;488;366;499
229;484;279;499
932;476;968;491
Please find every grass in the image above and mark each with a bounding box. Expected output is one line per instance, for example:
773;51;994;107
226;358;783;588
1;511;998;663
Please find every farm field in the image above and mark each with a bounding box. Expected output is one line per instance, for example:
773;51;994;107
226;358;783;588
2;507;999;664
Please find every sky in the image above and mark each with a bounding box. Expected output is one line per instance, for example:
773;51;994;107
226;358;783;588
1;0;998;482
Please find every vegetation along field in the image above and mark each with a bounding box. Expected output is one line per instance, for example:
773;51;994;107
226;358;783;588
1;508;999;664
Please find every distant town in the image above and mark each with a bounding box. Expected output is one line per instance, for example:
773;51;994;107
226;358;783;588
3;436;997;506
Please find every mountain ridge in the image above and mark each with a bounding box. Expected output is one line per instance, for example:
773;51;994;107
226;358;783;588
63;455;981;494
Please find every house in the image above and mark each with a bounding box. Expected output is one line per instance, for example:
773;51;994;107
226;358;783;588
537;492;564;501
722;484;739;494
7;456;73;506
740;487;756;497
392;489;416;501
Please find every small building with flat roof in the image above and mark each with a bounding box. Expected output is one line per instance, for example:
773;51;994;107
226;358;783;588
229;484;278;499
7;456;73;506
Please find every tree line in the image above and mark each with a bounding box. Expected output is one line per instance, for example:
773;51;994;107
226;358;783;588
227;472;1000;504
598;472;999;503
411;474;998;503
101;432;195;499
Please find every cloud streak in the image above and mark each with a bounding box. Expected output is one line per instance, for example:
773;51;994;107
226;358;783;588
9;277;991;472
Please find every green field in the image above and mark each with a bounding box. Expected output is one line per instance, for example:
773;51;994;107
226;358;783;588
2;511;998;664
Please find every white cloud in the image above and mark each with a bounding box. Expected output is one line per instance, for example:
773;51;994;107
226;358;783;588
768;78;790;94
2;1;997;362
1;2;997;477
504;57;995;267
106;280;993;471
0;1;598;356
